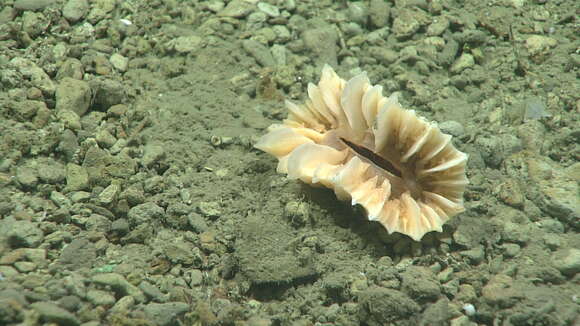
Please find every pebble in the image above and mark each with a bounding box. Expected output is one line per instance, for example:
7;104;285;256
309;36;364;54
98;183;120;205
10;57;55;95
65;163;89;191
302;26;338;67
95;128;117;148
139;281;166;302
439;120;465;137
450;53;475;74
163;240;197;265
22;12;50;38
552;248;580;276
63;0;89;22
392;10;421;39
109;53;128;72
525;35;557;57
271;44;287;66
368;0;389;27
109;295;135;314
30;301;80;326
37;158;66;184
127;202;165;226
242;39;275;67
91;273;146;303
143;302;189;326
171;35;203;54
86;289;116;306
401;266;441;302
257;2;279;17
6;219;44;248
218;0;254;18
358;287;420;323
482;274;522;307
188;269;203;286
502;243;521;257
14;0;55;11
141;143;166;168
15;165;38;190
427;17;449;36
347;2;367;25
55;77;91;116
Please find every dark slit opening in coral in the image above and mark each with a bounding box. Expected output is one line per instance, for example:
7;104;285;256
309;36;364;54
340;138;402;178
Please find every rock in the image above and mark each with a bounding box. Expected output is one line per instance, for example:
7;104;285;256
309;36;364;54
392;9;421;39
55;77;92;116
65;163;89;191
85;214;112;232
143;302;189;326
141;143;166;168
302;25;339;67
347;2;368;25
242;39;275;67
15;165;38;190
90;78;126;110
257;2;279;17
218;0;254;18
56;58;84;80
460;246;485;264
109;295;135;314
21;12;49;37
57;109;82;130
110;218;129;236
63;0;89;22
450;53;475;74
235;215;317;284
57;238;96;270
369;47;398;65
171;35;203;54
369;0;390;28
163;240;198;266
526;155;579;229
197;201;221;219
95;129;117;149
30;301;80;326
439;120;465;137
496;178;524;208
86;289;116;306
11;100;44;122
37;158;66;184
189;269;203;286
10;57;55;95
502;243;521;257
109;53;128;72
98;183;119;205
427;17;450;36
127;202;164;227
552;248;580;277
481;274;523;308
6;220;43;248
139;281;166;303
14;0;55;11
91;273;146;303
525;35;557;58
400;266;442;302
358;287;420;325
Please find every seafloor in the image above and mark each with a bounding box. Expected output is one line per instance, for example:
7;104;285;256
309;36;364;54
0;0;578;325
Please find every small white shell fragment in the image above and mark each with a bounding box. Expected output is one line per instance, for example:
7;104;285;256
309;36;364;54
462;303;476;316
119;19;132;26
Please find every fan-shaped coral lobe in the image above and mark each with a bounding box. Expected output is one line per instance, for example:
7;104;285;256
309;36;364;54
255;65;469;241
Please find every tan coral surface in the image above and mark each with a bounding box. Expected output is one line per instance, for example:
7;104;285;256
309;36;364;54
256;65;469;241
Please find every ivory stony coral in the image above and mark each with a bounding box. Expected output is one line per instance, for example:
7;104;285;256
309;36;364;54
255;65;469;241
